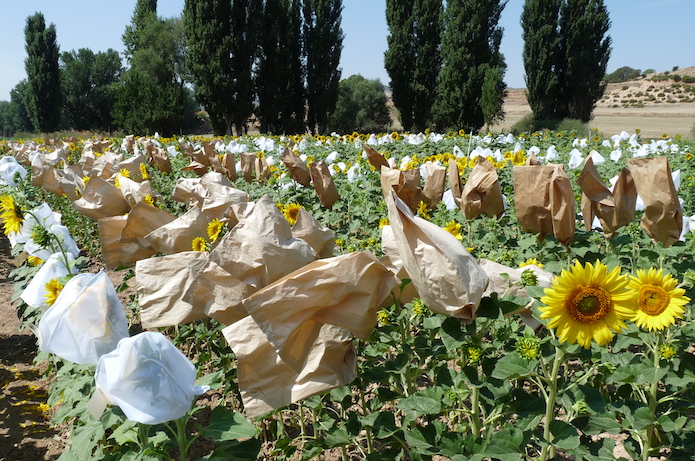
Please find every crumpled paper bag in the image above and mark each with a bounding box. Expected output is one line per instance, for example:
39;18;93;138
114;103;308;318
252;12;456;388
577;158;636;238
116;175;160;207
310;161;340;209
89;332;209;424
0;156;28;187
461;157;505;219
380;226;419;306
38;270;129;364
292;208;335;258
385;191;489;322
183;195;318;325
120;202;176;248
363;144;389;170
422;163;447;209
513;164;575;245
223;317;355;418
137;251;210;328
240;152;256;182
99;216;154;270
380;166;427;212
478;259;553;331
72;176;130;221
144;205;210;255
281;148;311;186
627;156;682;247
242;250;399;370
448;159;464;208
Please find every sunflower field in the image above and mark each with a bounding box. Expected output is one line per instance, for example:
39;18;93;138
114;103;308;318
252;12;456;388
2;127;695;461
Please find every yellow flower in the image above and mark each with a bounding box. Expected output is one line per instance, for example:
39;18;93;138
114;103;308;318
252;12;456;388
139;162;149;180
379;217;390;228
443;220;463;241
628;268;689;332
0;194;23;235
143;195;155;206
192;237;207;252
416;201;430;220
540;261;635;348
83;176;90;186
390;132;399;141
27;256;43;266
458;129;466;137
44;278;64;306
662;133;669;139
685;153;693;161
282;203;302;226
207;218;224;242
520;258;543;269
119;168;130;178
659;343;677;361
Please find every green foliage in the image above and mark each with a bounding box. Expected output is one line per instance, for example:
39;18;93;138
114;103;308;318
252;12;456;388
481;64;507;131
384;0;416;131
9;80;35;134
412;0;442;131
326;75;391;134
24;13;62;133
604;66;641;83
303;0;344;134
433;0;507;132
60;48;122;132
522;0;611;123
122;0;158;60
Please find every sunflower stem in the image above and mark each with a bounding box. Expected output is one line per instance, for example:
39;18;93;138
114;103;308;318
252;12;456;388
540;345;565;461
643;332;663;461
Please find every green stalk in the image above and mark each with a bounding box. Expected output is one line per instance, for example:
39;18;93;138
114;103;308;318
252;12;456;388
470;383;481;439
359;388;374;454
138;423;149;451
643;332;662;461
540;346;565;461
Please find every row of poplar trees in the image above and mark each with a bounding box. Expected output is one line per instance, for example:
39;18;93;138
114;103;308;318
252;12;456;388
385;0;611;133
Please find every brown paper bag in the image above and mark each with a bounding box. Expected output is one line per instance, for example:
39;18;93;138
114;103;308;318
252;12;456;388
380;166;426;212
513;164;575;245
255;157;271;184
223;317;356;418
242;250;398;370
149;147;172;174
385;191;489;322
144;206;210;255
240;152;256;183
118;155;146;182
448;159;464;208
461;157;505;219
627;156;682;247
72;176;130;221
292;208;335;258
363;144;389;171
120;202;176;248
221;152;237;181
281;148;311;186
577;158;636;238
117;175;160;208
98;216;152;270
423;163;447;208
380;226;419;306
136;252;210;328
310;161;340;209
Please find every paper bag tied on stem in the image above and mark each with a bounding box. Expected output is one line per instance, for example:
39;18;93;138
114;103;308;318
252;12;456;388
513;164;575;245
72;176;130;221
223;317;356;418
242;250;398;371
448;159;464;208
461;156;505;219
281;148;311;186
144;205;209;255
577;158;636;238
380;166;427;212
422;163;447;209
385;191;489;322
99;216;153;270
310;161;340;209
627;156;682;247
363;144;389;171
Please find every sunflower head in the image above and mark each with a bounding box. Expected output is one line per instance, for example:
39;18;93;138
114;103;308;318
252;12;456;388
27;256;43;266
629;268;689;332
119;168;131;178
139;162;149;180
540;260;635;348
443;220;463;241
31;225;53;249
192;237;208;252
520;258;543;269
282;203;302;226
516;336;541;360
0;194;23;235
207;218;224;242
379;217;390;228
417;201;430;220
45;278;64;306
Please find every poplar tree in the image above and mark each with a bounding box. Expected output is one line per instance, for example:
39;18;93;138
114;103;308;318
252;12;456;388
412;0;442;131
433;0;507;131
123;0;158;60
229;0;262;134
303;0;343;134
521;0;561;121
24;13;61;133
384;0;416;131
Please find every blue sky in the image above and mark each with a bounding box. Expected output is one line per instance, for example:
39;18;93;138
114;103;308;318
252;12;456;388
1;0;694;101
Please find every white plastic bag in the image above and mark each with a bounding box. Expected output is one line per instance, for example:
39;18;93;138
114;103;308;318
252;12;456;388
38;270;129;364
0;156;28;187
20;252;76;307
90;332;209;424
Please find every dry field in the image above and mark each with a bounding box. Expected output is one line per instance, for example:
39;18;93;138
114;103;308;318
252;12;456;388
491;67;695;139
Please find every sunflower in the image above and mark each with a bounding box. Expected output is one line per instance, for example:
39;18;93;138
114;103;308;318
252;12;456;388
207;218;224;242
416;201;430;220
191;237;207;252
282;203;302;226
443;220;463;241
143;195;155;206
540;260;635;348
379;217;389;228
27;256;43;266
458;129;466;137
139;162;149;180
628;268;689;332
119;168;130;178
0;194;23;235
45;278;64;306
520;258;543;269
390;132;399;141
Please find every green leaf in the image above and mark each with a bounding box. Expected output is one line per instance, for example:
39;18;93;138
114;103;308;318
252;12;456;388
440;317;467;351
490;353;538;379
549;420;580;450
198;406;257;441
398;391;443;418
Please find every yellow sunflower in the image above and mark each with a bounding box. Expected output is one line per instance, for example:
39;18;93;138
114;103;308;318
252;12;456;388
379;217;390;228
139;162;149;180
191;237;207;252
0;194;23;235
282;203;302;226
520;258;543;269
119;168;131;178
207;218;224;242
628;268;689;332
143;195;155;206
443;220;463;241
416;201;430;220
45;278;64;306
27;256;43;266
540;261;635;349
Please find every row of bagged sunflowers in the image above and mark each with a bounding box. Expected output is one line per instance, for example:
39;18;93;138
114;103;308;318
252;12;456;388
0;133;691;425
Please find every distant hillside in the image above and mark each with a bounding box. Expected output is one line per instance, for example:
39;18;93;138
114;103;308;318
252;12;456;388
599;66;695;109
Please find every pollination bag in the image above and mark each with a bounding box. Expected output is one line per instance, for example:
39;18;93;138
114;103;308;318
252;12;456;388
281;147;312;187
461;156;505;220
89;332;209;425
38;270;129;364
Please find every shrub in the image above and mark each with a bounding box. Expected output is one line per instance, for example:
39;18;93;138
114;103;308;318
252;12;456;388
556;118;589;134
